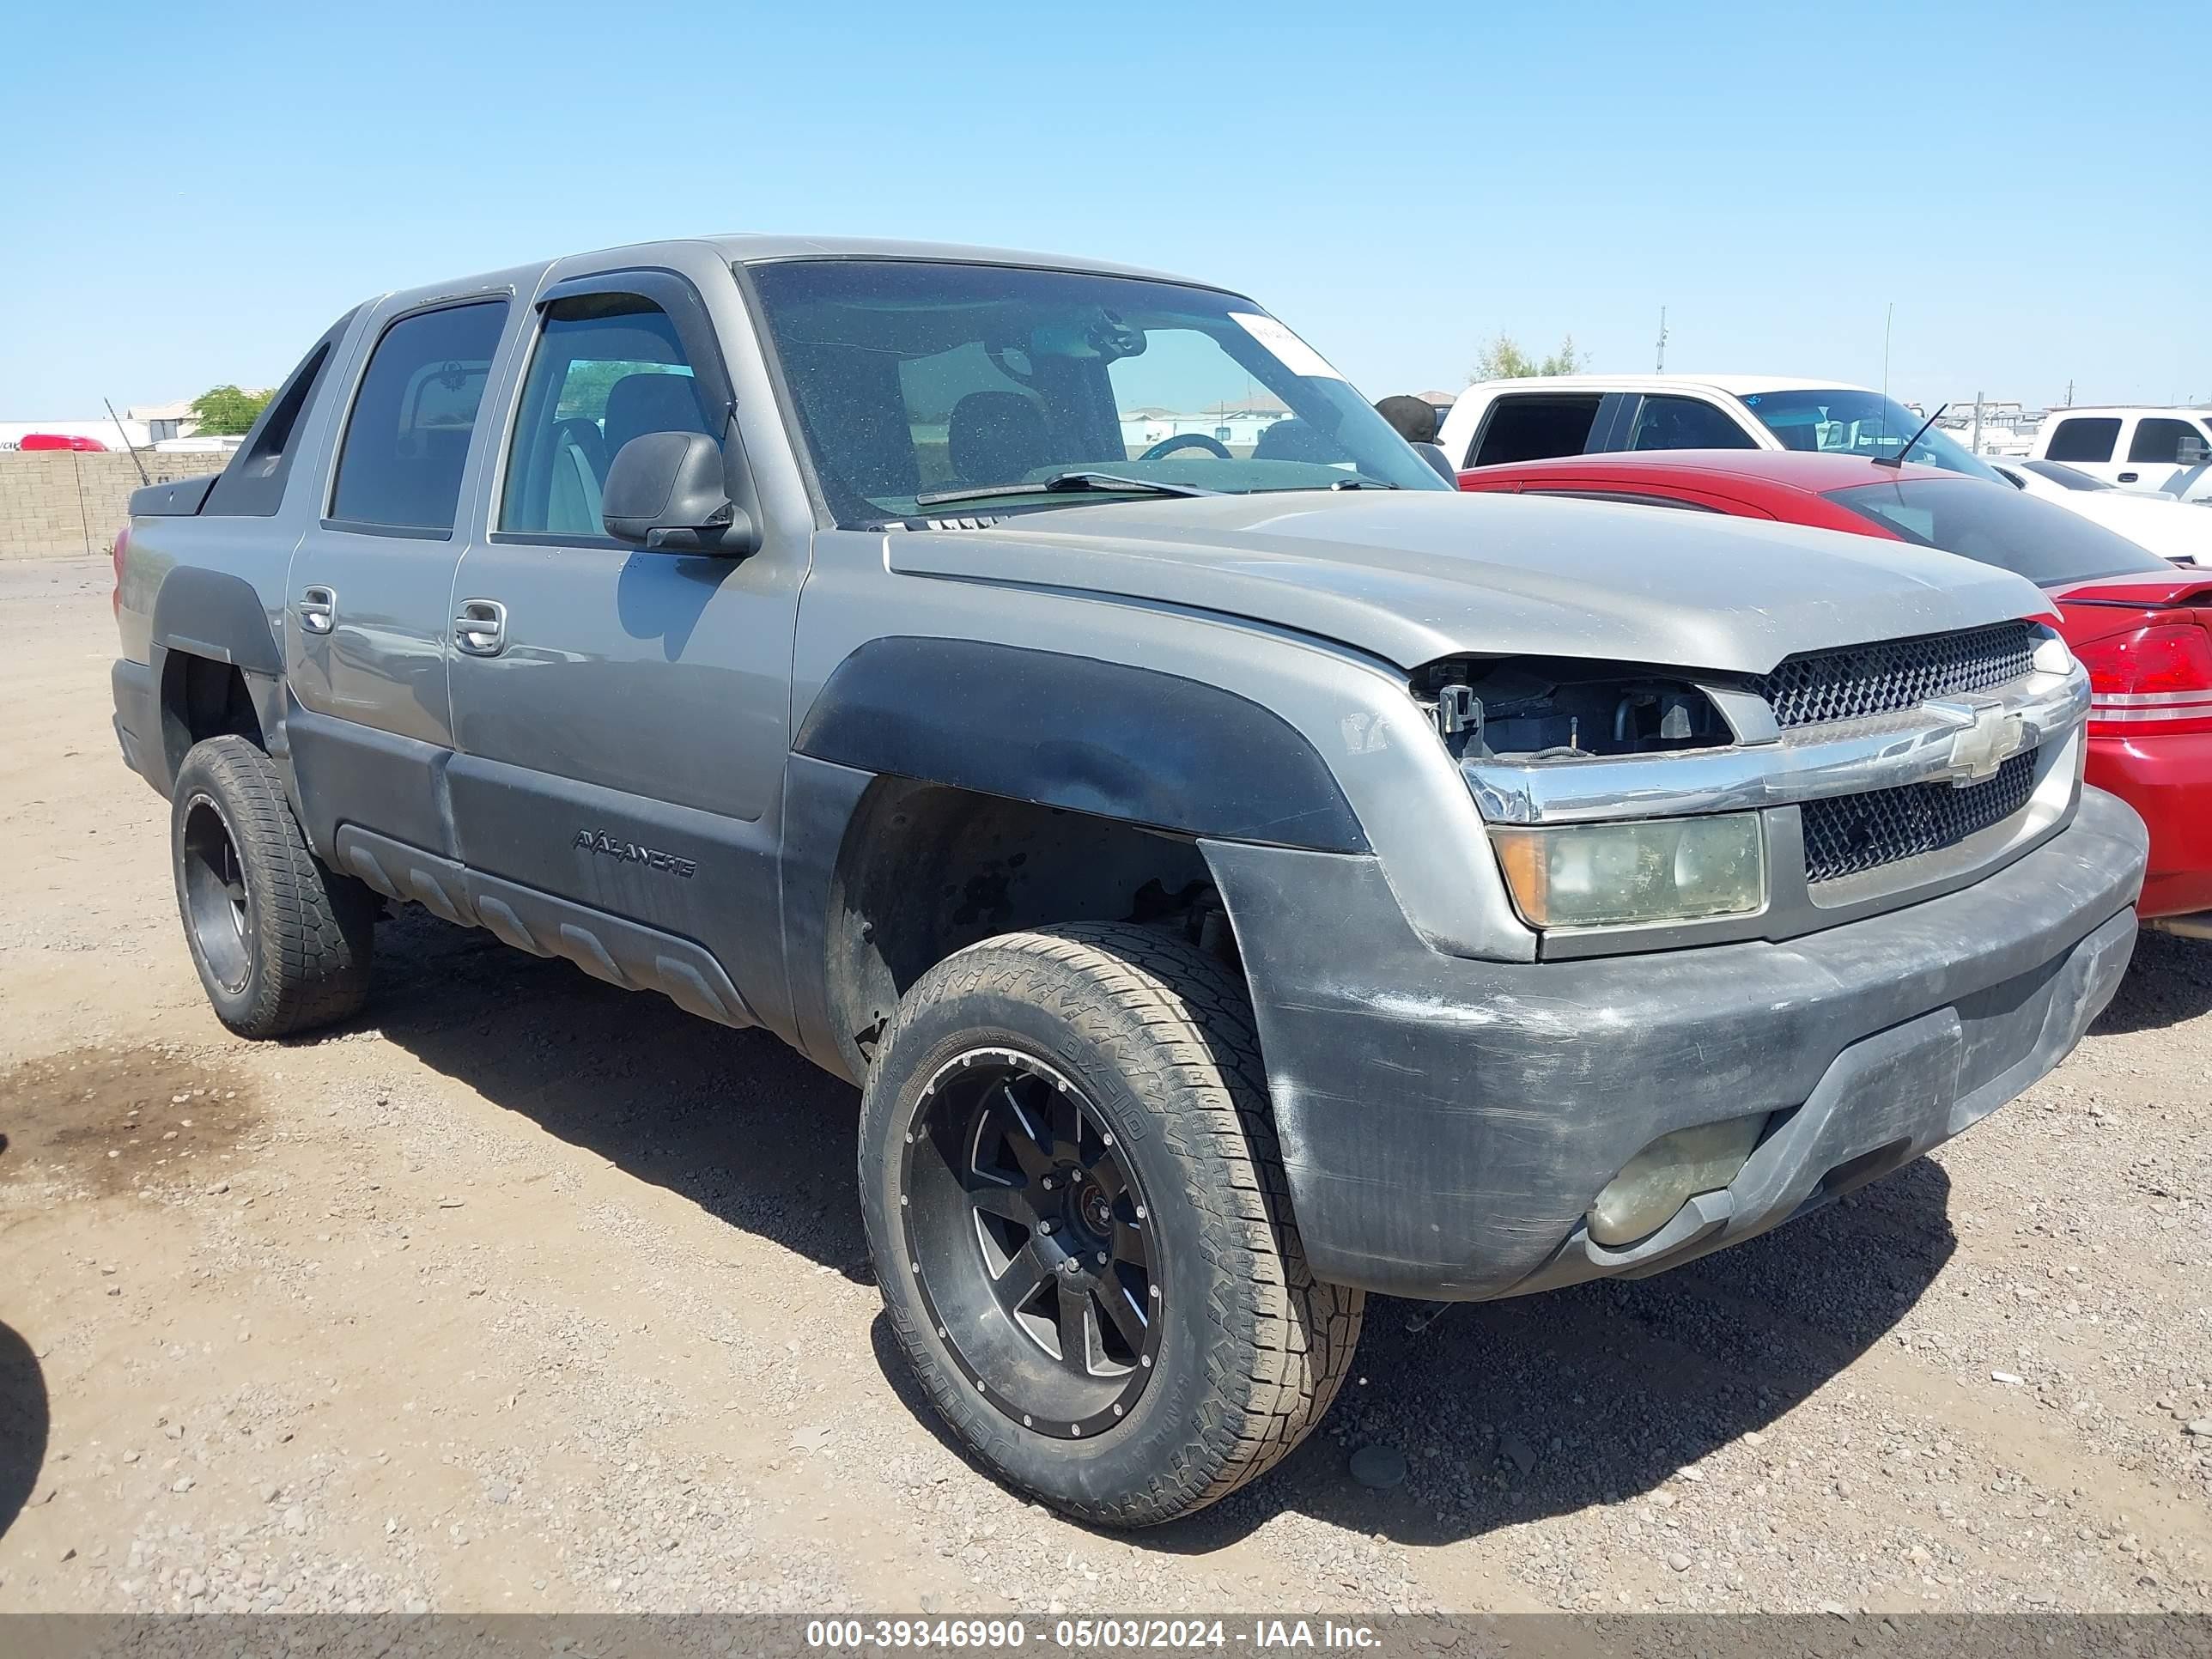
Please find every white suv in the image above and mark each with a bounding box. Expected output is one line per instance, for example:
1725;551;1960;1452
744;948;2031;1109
1437;373;2006;482
2028;406;2212;501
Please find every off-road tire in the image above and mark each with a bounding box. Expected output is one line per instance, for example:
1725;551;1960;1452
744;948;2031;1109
170;735;374;1039
860;923;1364;1527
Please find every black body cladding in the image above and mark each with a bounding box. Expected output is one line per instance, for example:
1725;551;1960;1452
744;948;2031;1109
794;638;1369;854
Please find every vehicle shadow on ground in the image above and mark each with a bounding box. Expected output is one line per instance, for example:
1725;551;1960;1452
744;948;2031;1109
2090;931;2212;1036
881;1156;1956;1553
364;908;1956;1550
354;910;874;1284
1165;1156;1953;1551
0;1318;51;1541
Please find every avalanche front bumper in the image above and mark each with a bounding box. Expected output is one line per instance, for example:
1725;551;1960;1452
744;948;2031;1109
1202;785;2148;1301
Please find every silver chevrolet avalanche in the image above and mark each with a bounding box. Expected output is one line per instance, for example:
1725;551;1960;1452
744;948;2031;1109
109;236;2147;1524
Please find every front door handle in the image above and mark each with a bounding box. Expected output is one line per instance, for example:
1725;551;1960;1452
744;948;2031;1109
454;599;507;657
297;586;336;635
2118;471;2140;483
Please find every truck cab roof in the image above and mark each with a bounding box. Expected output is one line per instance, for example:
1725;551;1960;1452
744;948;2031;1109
2040;404;2212;418
1455;373;1869;399
370;234;1222;319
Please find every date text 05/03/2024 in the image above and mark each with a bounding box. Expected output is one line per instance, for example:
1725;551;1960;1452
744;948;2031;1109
803;1618;1382;1650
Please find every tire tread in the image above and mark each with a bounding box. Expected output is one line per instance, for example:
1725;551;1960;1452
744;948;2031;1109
172;736;373;1038
869;922;1363;1526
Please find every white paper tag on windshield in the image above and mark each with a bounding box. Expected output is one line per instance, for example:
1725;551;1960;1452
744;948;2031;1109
1228;313;1346;381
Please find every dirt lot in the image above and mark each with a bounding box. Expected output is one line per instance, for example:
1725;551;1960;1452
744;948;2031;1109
3;557;2211;1618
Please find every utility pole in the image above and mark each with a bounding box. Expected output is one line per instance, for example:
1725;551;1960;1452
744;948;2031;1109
1881;302;1893;402
2063;378;2075;408
1971;392;1983;455
1655;306;1668;374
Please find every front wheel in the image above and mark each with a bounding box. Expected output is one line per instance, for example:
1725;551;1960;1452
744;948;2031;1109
860;923;1363;1527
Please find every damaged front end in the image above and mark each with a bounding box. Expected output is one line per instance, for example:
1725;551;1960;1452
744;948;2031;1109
1411;622;2093;960
1203;617;2141;1300
1412;655;1735;764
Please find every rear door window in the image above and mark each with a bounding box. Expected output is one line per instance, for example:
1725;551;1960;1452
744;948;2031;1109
329;301;510;533
204;309;358;518
2044;416;2121;463
1826;477;2171;586
1470;395;1604;466
1626;395;1758;452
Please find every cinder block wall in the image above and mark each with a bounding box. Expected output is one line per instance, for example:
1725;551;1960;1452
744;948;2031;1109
0;452;231;561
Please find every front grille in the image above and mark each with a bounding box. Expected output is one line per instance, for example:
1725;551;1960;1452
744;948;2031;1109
1801;750;2039;884
1753;622;2038;730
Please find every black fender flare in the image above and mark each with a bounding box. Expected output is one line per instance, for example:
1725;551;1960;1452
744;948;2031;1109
145;567;289;794
149;565;285;678
792;637;1369;853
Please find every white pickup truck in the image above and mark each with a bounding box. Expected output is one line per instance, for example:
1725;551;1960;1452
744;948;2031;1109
1437;373;2005;482
2029;406;2212;501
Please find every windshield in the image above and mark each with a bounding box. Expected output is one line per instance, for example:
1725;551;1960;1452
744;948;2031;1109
1739;389;2004;483
745;260;1447;526
1826;477;2172;586
2021;458;2116;492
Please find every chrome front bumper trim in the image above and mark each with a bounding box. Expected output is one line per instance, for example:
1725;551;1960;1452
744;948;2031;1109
1463;665;2090;827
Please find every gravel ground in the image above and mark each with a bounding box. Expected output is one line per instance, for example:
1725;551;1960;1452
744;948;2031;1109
3;558;2209;1617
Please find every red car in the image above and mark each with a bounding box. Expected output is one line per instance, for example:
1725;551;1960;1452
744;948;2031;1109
1460;449;2212;929
16;432;108;452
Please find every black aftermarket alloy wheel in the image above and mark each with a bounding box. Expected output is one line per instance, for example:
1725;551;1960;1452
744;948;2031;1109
169;736;374;1040
860;923;1364;1528
901;1047;1162;1439
179;794;253;995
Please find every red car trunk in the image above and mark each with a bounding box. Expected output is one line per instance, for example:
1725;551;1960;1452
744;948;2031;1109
2049;572;2212;918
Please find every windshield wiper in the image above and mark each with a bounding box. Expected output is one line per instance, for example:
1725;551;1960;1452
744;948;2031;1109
914;471;1220;508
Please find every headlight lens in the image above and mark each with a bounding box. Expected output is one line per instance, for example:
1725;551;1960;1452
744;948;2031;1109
1491;813;1765;929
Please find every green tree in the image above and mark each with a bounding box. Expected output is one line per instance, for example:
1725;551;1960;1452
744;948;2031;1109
1469;332;1588;381
188;385;274;436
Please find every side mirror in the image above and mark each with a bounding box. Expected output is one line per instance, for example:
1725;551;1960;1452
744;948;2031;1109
602;430;757;555
1413;441;1458;484
2179;434;2209;467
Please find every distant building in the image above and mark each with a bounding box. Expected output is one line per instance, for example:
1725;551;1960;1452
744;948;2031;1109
128;398;204;443
1119;396;1292;455
1933;398;2042;456
125;393;272;444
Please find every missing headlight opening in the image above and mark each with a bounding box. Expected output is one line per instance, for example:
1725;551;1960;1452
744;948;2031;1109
1413;658;1733;763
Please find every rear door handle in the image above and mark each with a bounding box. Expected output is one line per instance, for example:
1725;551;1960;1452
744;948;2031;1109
2118;471;2140;483
296;586;336;635
454;599;507;657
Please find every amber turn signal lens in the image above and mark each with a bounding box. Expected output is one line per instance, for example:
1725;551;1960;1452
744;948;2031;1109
1490;814;1765;931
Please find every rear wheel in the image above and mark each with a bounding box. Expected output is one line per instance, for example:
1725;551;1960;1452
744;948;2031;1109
170;736;374;1038
860;923;1363;1526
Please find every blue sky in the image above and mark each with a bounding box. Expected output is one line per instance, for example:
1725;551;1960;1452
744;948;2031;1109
3;2;2203;416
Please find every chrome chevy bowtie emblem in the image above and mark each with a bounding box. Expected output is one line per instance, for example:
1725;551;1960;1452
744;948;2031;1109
1923;698;2027;787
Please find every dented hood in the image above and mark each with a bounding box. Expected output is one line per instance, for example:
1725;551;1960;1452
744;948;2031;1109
888;489;2047;675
